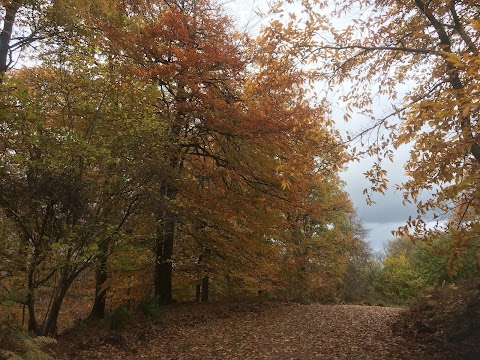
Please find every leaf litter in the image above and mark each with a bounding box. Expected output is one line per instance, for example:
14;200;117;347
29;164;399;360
51;302;449;359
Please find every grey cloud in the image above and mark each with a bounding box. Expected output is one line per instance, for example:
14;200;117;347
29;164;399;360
364;222;406;251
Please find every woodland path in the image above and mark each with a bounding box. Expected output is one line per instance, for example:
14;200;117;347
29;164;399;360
55;303;447;359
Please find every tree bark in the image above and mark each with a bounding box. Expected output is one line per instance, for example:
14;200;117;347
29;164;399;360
195;283;201;302
201;276;209;302
471;142;480;163
154;207;175;305
89;248;108;320
0;2;21;80
40;268;73;336
41;286;68;336
26;283;38;334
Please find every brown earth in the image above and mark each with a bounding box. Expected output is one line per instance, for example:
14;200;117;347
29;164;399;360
50;302;453;360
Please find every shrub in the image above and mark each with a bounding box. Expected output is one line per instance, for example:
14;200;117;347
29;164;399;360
136;297;163;320
109;306;131;330
0;327;55;360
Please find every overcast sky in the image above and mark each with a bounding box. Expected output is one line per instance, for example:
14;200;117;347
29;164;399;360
224;0;420;252
340;139;417;252
331;98;418;252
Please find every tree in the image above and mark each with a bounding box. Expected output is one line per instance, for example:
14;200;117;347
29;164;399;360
278;175;361;302
0;0;120;82
96;0;346;304
92;0;248;304
378;239;427;304
0;0;60;80
1;0;354;333
267;0;480;250
412;232;480;284
358;234;480;305
0;42;160;334
338;217;379;303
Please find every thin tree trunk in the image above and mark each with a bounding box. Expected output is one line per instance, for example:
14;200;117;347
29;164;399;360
41;269;72;337
41;286;67;336
201;276;209;302
154;120;181;305
25;263;40;333
195;283;201;302
154;208;175;305
89;248;108;320
195;248;210;302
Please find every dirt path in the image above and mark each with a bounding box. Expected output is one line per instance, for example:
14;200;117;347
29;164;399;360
55;303;447;359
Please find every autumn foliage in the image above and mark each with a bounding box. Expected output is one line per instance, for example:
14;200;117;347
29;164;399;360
0;0;365;340
1;1;479;356
266;0;480;261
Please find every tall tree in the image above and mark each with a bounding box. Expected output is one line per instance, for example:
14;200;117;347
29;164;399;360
0;0;117;81
95;0;346;304
0;1;19;78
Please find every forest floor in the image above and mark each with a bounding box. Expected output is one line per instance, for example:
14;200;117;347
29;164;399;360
49;302;462;360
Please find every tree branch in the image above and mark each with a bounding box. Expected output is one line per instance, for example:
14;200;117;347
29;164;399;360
311;43;434;56
450;0;478;56
414;0;480;162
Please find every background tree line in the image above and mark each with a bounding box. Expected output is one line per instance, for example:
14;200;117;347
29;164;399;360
343;233;480;306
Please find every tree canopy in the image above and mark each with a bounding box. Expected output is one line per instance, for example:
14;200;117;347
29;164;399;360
0;0;362;336
266;0;480;251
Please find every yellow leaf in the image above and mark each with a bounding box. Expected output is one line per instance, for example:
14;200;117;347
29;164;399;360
281;179;291;190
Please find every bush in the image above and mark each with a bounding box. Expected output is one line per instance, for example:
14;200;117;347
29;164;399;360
396;278;480;357
1;298;55;360
136;297;163;320
0;327;55;360
109;306;131;330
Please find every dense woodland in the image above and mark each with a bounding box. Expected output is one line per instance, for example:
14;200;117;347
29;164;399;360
0;0;479;358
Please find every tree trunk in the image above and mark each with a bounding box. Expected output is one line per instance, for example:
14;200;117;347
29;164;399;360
154;122;180;305
154;209;175;305
0;2;20;80
41;286;68;336
40;269;72;337
25;265;40;334
195;283;201;302
89;248;108;320
26;291;38;334
201;276;209;302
